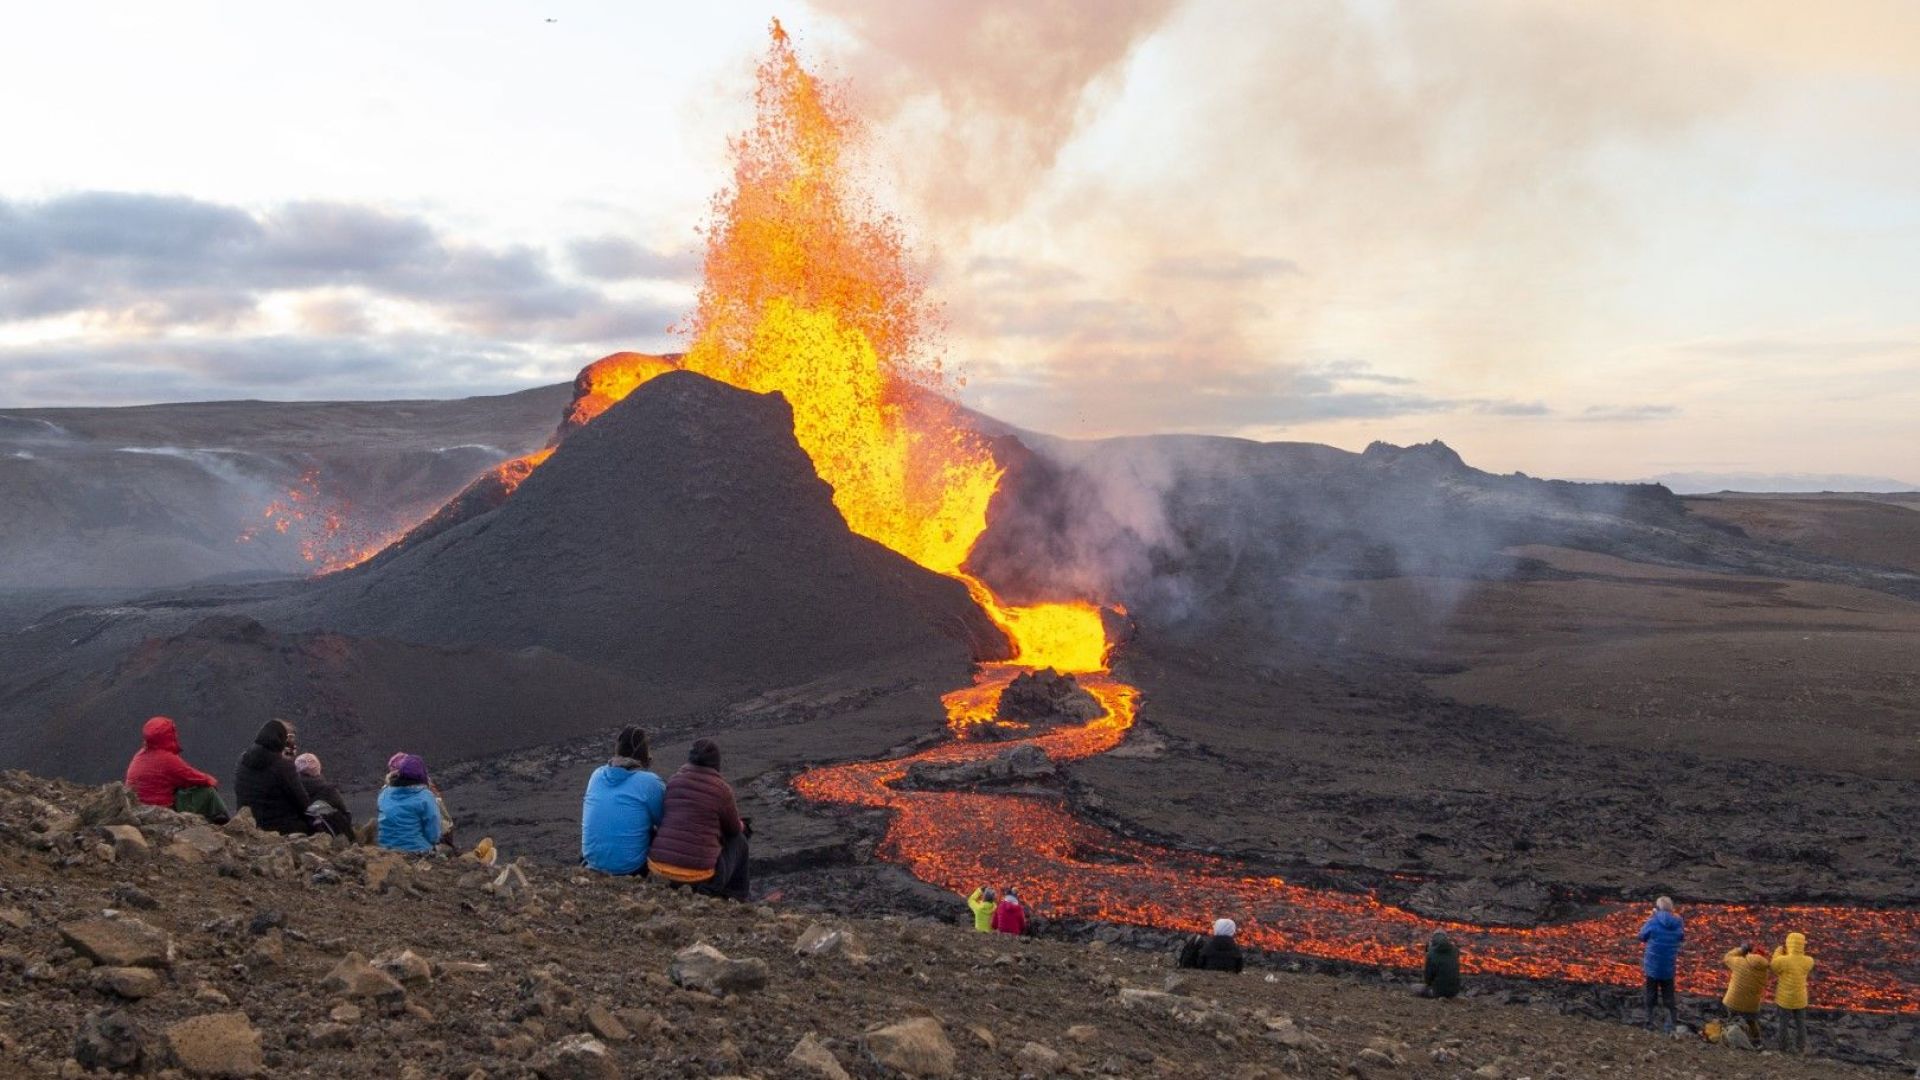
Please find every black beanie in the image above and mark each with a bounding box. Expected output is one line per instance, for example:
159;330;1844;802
688;739;721;769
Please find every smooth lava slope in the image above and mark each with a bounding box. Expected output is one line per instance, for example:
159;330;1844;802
794;664;1920;1015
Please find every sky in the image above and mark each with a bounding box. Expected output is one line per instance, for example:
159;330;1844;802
1;1;1916;482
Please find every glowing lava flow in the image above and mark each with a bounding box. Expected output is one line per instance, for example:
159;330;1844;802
795;677;1920;1016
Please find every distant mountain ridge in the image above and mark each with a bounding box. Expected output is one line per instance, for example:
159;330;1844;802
1644;471;1919;494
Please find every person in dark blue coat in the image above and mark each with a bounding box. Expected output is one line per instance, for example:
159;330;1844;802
581;726;667;876
1638;896;1686;1034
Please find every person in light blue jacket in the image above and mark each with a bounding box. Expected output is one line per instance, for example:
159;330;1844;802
377;753;443;853
581;726;667;876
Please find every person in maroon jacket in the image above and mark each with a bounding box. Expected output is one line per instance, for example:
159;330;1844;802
124;715;230;823
991;887;1028;936
646;739;750;900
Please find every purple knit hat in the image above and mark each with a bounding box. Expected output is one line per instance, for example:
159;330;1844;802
390;753;428;784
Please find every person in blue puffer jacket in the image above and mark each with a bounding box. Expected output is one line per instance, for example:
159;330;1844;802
581;726;666;876
377;753;443;853
1638;895;1686;1034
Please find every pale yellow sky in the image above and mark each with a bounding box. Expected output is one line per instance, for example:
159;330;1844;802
0;1;1915;482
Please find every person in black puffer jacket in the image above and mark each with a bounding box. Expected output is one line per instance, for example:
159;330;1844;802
1195;918;1246;972
234;719;311;835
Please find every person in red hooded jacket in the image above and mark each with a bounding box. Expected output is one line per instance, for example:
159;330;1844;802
124;716;229;823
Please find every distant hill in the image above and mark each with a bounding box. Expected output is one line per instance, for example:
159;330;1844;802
1644;471;1919;494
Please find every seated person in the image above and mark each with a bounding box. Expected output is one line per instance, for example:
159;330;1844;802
1418;930;1460;997
1196;918;1246;972
124;715;229;823
581;726;666;876
233;719;311;834
376;753;443;853
646;739;749;900
294;752;353;837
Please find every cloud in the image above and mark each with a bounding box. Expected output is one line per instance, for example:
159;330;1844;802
0;334;553;407
0;192;679;347
1576;404;1680;422
1147;255;1301;282
567;237;702;283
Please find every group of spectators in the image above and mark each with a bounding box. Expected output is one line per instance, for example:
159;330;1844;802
1639;895;1815;1052
125;716;755;900
123;716;1822;1055
124;715;458;855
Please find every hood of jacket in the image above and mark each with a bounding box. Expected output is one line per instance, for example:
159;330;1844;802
1647;910;1683;933
240;720;290;770
1784;932;1805;955
1429;940;1459;958
141;716;180;753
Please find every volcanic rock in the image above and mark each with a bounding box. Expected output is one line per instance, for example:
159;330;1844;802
788;1032;852;1079
993;668;1102;727
903;744;1055;789
1016;1041;1064;1074
536;1034;618;1080
77;783;139;828
164;1012;263;1078
322;952;406;1006
92;966;163;1000
73;1009;145;1071
862;1016;956;1077
794;923;868;961
59;916;173;968
669;943;768;996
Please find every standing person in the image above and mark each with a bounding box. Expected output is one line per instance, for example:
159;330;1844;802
377;753;443;853
991;887;1027;936
966;887;996;932
1770;932;1814;1054
1418;931;1461;998
1195;918;1246;973
580;726;666;876
123;715;229;823
646;739;750;900
233;719;311;835
1638;896;1686;1035
293;752;352;837
1721;943;1769;1045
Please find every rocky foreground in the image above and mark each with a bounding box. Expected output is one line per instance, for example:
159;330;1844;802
0;771;1896;1079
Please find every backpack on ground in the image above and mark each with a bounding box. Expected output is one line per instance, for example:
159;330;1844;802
1176;935;1204;969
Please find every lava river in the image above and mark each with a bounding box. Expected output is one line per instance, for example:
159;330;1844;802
793;665;1920;1015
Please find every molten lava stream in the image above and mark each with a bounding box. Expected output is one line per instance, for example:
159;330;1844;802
794;666;1920;1016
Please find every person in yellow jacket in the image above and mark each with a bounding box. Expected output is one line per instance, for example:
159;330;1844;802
1720;943;1769;1045
1771;931;1814;1054
967;886;997;932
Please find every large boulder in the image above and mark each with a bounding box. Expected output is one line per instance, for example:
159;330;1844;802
163;1011;263;1078
73;1009;145;1072
60;915;173;968
862;1017;956;1077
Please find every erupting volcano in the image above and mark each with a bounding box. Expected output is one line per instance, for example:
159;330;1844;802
309;21;1920;1018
